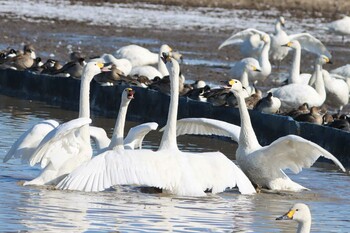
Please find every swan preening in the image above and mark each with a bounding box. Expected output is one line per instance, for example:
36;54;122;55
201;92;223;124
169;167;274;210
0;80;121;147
276;203;312;233
56;53;256;196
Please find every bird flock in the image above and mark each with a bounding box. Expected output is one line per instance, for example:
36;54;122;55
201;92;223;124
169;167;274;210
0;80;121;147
1;15;350;232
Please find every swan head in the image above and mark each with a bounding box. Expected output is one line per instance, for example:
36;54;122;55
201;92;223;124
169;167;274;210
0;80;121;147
282;40;300;49
122;87;135;101
276;203;311;224
160;44;183;62
243;59;261;73
160;44;172;54
81;61;104;80
261;34;271;43
317;55;332;65
277;16;285;27
224;79;243;94
161;52;180;78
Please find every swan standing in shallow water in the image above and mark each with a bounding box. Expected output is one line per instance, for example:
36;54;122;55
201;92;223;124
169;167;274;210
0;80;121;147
225;79;345;191
57;53;256;196
276;203;312;233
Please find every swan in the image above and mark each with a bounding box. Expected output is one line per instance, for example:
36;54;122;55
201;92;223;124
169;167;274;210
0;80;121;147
326;15;350;42
321;70;349;112
128;44;179;80
270;16;290;66
22;61;105;186
220;29;271;82
175;80;346;191
330;65;350;93
269;53;331;112
56;53;256;196
114;44;159;67
276;203;312;233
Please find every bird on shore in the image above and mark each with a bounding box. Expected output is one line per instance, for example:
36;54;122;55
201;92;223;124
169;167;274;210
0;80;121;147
293;106;323;125
276;203;312;233
327;15;350;42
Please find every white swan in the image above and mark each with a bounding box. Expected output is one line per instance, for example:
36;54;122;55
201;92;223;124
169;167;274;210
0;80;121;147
220;29;271;82
22;61;105;186
114;44;159;67
226;79;345;191
327;15;350;42
276;203;312;233
270;16;290;65
56;53;256;196
128;44;175;80
322;70;349;111
269;53;331;112
330;64;350;92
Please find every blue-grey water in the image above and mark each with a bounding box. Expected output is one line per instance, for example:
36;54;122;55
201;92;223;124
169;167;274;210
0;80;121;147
0;94;349;232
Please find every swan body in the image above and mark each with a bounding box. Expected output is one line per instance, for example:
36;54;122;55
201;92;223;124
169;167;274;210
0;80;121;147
57;53;256;196
330;65;350;92
270;54;330;112
327;16;350;41
322;70;349;111
276;203;312;233
114;44;158;67
227;79;345;191
3;120;59;164
90;54;132;75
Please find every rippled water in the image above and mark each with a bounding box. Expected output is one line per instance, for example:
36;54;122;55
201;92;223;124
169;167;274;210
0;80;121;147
0;94;349;232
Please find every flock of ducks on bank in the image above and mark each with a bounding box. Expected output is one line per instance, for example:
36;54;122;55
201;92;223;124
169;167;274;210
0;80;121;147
1;15;350;232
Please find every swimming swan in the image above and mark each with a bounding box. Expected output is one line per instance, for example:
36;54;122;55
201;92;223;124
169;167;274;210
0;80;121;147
56;53;256;196
276;203;312;233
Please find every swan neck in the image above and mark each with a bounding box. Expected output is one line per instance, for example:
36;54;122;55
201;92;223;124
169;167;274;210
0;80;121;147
78;75;92;143
275;22;281;34
110;100;130;149
259;40;270;67
159;62;179;151
313;63;326;100
297;220;311;233
158;56;169;77
240;71;249;88
236;91;260;150
289;46;301;83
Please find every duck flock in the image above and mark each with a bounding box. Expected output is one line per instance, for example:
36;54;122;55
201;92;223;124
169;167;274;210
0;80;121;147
1;14;350;232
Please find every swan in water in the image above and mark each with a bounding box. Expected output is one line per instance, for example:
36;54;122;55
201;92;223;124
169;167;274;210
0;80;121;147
276;203;312;233
56;53;256;196
175;80;345;191
220;29;271;82
326;15;350;42
269;53;331;112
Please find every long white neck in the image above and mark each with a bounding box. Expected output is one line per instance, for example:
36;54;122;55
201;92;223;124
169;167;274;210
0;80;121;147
259;40;271;76
274;21;281;34
159;60;179;151
289;45;301;84
110;99;130;150
158;52;169;77
78;73;92;143
240;71;249;88
236;90;260;151
297;219;311;233
313;62;326;102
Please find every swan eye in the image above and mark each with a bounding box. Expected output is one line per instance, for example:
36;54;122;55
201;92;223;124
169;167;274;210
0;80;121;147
296;209;299;211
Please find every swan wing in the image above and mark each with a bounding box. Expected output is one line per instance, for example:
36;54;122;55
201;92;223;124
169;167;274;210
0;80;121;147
161;118;240;142
218;28;266;49
3;120;59;164
56;149;206;197
123;122;158;149
288;33;332;58
29;118;92;169
255;135;345;174
89;126;111;151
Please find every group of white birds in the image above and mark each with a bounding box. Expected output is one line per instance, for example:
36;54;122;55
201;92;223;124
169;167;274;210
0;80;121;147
3;15;350;233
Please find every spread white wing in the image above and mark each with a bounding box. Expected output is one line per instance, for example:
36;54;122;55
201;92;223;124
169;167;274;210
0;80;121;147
123;122;158;149
219;28;266;50
289;33;332;58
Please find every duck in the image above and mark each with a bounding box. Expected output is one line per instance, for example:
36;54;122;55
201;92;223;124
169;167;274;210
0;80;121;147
56;52;256;196
40;59;63;75
253;92;281;114
284;103;310;118
293;106;323;125
327;114;350;131
7;46;35;70
177;79;346;191
93;64;124;86
269;54;331;112
276;203;311;233
327;15;350;42
51;57;86;78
